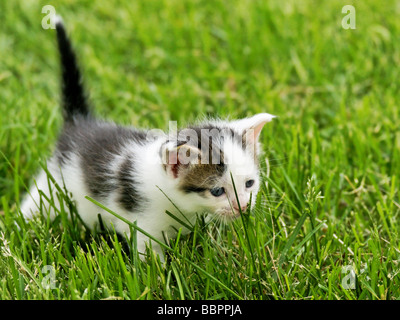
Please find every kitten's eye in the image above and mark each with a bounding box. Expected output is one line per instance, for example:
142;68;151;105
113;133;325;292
245;180;255;188
210;187;225;197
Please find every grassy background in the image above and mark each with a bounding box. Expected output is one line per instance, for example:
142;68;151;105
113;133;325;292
1;0;400;299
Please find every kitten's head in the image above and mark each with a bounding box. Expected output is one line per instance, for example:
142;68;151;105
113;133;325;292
161;113;275;221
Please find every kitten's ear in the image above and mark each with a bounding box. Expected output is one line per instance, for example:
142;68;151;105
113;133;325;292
161;141;201;179
235;113;276;150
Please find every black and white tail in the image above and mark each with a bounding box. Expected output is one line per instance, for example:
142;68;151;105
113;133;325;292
54;16;91;122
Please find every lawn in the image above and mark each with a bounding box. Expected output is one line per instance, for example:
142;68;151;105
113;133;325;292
0;0;399;300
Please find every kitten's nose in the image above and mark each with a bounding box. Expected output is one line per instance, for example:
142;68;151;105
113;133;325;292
233;203;247;213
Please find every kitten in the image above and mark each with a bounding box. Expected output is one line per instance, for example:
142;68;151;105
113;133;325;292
20;17;275;259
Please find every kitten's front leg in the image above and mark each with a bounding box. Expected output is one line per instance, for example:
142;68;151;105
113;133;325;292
115;220;166;263
134;234;166;263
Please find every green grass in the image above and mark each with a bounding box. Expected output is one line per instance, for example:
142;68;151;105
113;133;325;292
1;0;400;300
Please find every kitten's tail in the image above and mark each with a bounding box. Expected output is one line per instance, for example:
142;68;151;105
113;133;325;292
54;15;91;122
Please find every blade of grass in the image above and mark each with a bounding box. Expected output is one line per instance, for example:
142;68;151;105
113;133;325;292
230;172;263;299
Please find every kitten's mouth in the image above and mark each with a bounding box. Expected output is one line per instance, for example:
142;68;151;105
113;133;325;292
215;208;242;222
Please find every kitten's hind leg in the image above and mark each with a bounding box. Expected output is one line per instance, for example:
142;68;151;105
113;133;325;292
20;169;61;221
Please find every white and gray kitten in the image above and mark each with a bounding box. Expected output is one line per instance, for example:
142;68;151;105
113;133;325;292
21;17;275;259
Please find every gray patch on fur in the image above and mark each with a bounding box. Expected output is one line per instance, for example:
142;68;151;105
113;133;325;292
117;156;145;211
175;124;230;195
56;117;148;203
